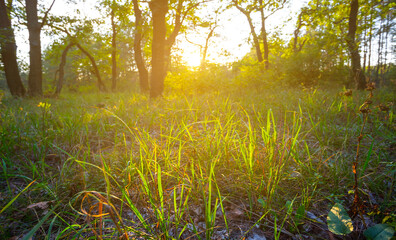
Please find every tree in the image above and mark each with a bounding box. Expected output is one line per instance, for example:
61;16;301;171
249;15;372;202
346;0;366;89
232;0;263;63
25;0;42;96
110;2;117;91
48;20;107;93
0;0;26;96
292;7;311;53
54;42;74;96
232;0;287;69
163;0;202;71
132;0;149;92
25;0;55;97
149;0;168;98
184;7;223;70
131;0;204;97
199;20;218;70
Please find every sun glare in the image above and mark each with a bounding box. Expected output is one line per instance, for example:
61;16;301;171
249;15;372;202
183;54;201;68
181;47;202;68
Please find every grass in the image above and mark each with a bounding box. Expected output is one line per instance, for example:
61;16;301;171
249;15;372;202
0;85;395;239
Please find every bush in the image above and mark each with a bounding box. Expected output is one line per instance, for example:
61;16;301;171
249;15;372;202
281;46;348;88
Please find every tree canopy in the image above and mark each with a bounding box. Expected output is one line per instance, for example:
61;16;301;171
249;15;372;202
0;0;395;96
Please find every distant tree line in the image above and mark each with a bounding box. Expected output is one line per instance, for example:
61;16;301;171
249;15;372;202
0;0;394;98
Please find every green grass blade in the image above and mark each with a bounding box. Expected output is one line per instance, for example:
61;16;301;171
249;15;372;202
0;180;35;215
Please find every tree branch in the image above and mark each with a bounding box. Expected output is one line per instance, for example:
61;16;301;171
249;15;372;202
40;0;56;29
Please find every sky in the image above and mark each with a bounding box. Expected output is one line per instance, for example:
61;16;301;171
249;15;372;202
14;0;306;68
178;0;307;66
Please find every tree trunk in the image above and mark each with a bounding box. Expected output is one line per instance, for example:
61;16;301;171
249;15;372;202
383;14;389;84
0;0;26;96
262;22;269;69
200;26;215;70
293;11;304;53
375;23;382;86
367;15;373;82
163;0;185;71
54;42;74;96
26;0;43;96
75;42;107;91
346;0;365;90
259;0;269;69
132;0;149;92
149;0;168;98
362;16;367;75
235;5;263;63
111;8;117;91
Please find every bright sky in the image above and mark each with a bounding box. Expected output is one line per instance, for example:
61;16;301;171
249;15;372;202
177;0;307;67
15;0;307;68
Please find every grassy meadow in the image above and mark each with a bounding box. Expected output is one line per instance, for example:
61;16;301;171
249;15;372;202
0;85;395;239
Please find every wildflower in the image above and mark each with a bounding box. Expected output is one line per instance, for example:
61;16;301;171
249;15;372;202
37;102;51;110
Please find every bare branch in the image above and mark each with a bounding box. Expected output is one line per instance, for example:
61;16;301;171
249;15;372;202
40;0;56;29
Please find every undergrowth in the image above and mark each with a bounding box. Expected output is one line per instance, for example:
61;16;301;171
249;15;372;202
0;86;394;239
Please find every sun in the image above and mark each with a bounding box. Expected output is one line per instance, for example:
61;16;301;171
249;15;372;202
182;46;201;68
179;43;202;68
183;53;201;68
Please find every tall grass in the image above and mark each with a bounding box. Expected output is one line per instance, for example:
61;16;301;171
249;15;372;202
0;87;394;239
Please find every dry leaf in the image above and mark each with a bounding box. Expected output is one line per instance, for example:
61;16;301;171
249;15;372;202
227;207;244;220
27;201;53;210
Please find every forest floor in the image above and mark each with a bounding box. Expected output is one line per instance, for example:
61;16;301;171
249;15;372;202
0;86;395;239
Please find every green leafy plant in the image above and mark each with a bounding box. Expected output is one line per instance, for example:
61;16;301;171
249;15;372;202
327;203;353;236
364;224;395;240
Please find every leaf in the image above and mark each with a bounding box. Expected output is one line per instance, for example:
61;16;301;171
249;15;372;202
258;198;267;209
327;203;353;235
364;224;395;240
198;22;210;28
227;206;244;220
295;205;305;225
27;201;53;210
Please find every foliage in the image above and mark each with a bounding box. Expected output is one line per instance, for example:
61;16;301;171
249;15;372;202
327;203;353;235
364;224;395;240
282;45;349;87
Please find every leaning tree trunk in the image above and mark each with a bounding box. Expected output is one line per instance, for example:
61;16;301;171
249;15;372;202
132;0;149;92
0;0;26;96
346;0;366;90
259;0;269;69
200;26;216;70
293;10;307;53
75;42;107;91
111;8;117;91
234;4;263;63
54;42;74;96
149;0;168;98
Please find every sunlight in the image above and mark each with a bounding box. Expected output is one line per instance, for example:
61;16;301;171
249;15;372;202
181;47;202;68
3;0;395;238
183;52;201;68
